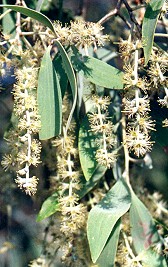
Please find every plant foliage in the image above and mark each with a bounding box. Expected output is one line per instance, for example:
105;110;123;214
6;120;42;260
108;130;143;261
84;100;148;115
0;1;167;266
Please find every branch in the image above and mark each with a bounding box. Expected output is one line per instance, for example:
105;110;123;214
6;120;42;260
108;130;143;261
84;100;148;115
122;0;141;36
98;0;122;25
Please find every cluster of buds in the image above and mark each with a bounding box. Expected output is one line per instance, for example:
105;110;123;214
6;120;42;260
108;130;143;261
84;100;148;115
1;51;41;195
53;20;108;48
88;95;117;168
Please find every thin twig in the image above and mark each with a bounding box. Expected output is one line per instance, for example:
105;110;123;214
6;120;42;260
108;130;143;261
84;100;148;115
98;8;118;25
0;9;12;20
20;31;35;36
122;231;143;267
118;12;131;29
122;0;141;36
98;0;123;25
154;33;168;37
15;0;23;50
21;35;37;57
132;4;146;11
121;115;130;184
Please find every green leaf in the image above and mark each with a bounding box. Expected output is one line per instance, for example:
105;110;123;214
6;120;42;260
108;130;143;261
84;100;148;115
78;165;106;199
139;249;167;267
37;46;62;140
36;0;46;12
36;193;60;222
53;53;68;98
96;219;121;267
2;1;15;37
55;41;77;100
36;0;51;11
130;192;160;252
87;178;131;263
54;40;77;133
142;0;165;65
71;47;123;89
78;115;107;181
130;191;167;266
0;4;55;32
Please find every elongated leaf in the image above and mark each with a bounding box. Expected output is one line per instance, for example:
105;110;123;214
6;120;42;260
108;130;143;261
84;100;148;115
78;165;106;199
54;40;77;133
139;249;167;267
55;40;77;100
53;54;68;98
130;192;160;252
142;0;165;65
96;219;121;267
36;193;60;222
38;46;62;140
130;191;167;266
87;178;131;263
78;115;106;181
71;47;123;89
0;5;55;32
36;0;46;12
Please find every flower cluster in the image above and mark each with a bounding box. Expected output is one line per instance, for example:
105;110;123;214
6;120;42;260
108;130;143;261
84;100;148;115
52;127;87;264
88;95;117;168
53;133;86;229
1;51;41;195
147;51;168;89
121;40;155;157
147;50;168;127
53;20;108;48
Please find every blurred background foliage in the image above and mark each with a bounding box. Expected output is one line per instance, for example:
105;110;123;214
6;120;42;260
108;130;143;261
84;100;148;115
0;0;167;266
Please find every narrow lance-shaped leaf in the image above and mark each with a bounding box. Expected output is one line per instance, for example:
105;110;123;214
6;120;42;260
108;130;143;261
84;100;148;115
77;165;107;199
142;0;165;65
96;219;121;267
55;41;77;100
130;191;167;267
36;193;60;222
37;46;62;140
0;5;55;32
54;40;77;133
53;54;68;98
71;46;123;89
87;178;131;263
